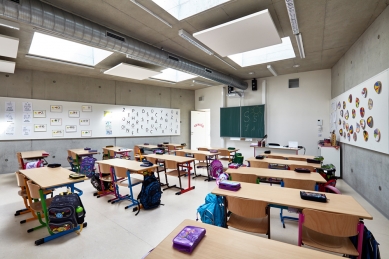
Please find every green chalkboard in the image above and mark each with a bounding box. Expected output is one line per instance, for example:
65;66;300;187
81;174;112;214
240;105;265;138
220;105;265;138
220;107;240;137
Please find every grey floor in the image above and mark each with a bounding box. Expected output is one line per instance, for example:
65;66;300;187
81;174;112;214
0;167;388;259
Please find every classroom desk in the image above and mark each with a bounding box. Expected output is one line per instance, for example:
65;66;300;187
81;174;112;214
68;148;99;172
19;167;87;245
102;146;132;159
251;145;301;155
226;167;327;183
212;182;372;219
260;153;316;160
144;154;196;195
18;150;49;169
179;149;220;180
137;144;161;150
95;159;158;209
246;157;322;169
145;219;342;259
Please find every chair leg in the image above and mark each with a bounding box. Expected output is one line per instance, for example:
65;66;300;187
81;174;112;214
267;206;271;239
280;208;285;228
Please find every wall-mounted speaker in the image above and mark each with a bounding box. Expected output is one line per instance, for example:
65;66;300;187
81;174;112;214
252;78;257;91
228;86;234;94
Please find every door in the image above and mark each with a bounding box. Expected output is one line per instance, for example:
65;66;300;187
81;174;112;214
191;111;210;149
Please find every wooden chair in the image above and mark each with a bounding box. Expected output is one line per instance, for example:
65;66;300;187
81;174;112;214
218;149;233;162
266;155;285;159
16;152;24;169
133;145;143;161
175;150;186;157
229;172;258;184
109;166;143;206
287;157;307;162
298;209;362;258
226;196;270;238
15;172;34;220
249;161;269;168
166;144;177;155
147;157;168;186
95;163;115;198
67;150;80;172
163;160;187;191
280;178;316;228
288;164;315;172
193;153;209;179
26;180;53;233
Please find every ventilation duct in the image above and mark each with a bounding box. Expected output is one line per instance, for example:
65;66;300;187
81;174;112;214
0;0;248;90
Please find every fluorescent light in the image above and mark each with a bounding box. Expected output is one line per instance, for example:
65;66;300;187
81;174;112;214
152;0;230;20
147;78;176;84
0;18;19;30
131;0;172;28
285;0;299;34
178;29;214;55
267;65;278;76
213;55;237;70
295;33;305;58
228;37;295;67
192;80;215;87
151;68;197;82
25;54;94;69
28;32;112;66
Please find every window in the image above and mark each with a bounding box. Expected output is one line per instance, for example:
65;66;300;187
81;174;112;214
28;32;113;66
228;37;296;67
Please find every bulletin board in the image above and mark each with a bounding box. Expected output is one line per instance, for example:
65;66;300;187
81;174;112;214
330;69;388;154
0;97;180;140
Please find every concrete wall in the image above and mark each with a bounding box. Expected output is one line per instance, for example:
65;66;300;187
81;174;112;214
331;6;389;218
0;69;195;174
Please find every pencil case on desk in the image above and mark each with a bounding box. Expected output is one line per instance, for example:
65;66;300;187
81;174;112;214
219;180;241;191
294;168;311;173
172;226;206;254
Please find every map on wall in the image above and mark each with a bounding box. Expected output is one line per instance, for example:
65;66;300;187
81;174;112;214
330;69;388;154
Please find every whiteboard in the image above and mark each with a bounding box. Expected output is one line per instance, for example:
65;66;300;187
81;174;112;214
330;69;388;154
0;97;180;140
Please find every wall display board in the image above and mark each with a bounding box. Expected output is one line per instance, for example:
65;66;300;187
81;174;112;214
0;97;180;140
330;69;388;154
220;105;265;138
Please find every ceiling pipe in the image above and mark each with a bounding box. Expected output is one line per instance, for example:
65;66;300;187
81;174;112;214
0;0;248;90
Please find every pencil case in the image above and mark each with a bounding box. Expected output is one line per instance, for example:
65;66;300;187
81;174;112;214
143;143;149;145
84;147;91;150
300;191;327;203
69;173;85;179
255;155;265;159
219;180;241;191
227;147;235;150
209;149;218;153
157;144;163;147
264;150;271;154
163;142;169;144
307;159;321;164
172;226;206;254
294;168;311;173
228;163;240;169
88;150;97;153
42;152;50;156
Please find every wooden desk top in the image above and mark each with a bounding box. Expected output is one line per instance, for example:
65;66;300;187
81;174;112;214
20;150;48;159
69;149;99;156
146;219;342;259
163;143;184;147
198;147;239;152
212;182;372;219
180;149;219;156
144;154;195;163
96;159;158;172
251;145;301;151
226;167;327;183
137;144;160;149
102;147;132;153
246;157;321;168
19;167;87;189
260;153;315;160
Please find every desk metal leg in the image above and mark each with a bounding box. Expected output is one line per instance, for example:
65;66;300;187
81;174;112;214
124;170;140;210
176;161;195;195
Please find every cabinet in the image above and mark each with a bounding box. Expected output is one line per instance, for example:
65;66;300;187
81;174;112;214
318;145;341;177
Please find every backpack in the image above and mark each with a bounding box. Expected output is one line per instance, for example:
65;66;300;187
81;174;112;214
136;174;162;215
48;193;85;234
358;224;381;259
80;156;96;178
90;173;113;192
196;193;226;227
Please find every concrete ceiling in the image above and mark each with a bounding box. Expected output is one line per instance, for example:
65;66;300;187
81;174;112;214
0;0;388;90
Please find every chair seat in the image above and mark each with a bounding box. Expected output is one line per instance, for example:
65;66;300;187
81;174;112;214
18;190;27;197
117;177;143;187
302;226;359;256
228;213;268;234
165;170;187;177
195;162;208;167
30;198;53;213
100;176;113;182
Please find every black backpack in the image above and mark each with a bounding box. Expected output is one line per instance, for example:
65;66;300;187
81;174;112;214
48;193;85;234
90;173;112;192
361;225;381;259
136;174;162;215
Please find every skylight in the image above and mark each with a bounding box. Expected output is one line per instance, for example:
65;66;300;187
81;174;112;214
228;37;296;67
29;32;113;66
150;68;197;82
152;0;230;20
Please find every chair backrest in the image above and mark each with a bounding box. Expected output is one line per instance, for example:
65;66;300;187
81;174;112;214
167;144;176;151
68;150;77;160
302;209;359;237
218;149;230;156
175;150;186;157
98;163;112;174
147;157;158;164
114;166;128;178
267;155;285;159
287;157;307;161
283;178;316;190
134;145;141;154
288;164;315;172
198;147;208;151
194;153;207;161
108;150;115;158
106;145;114;148
165;160;178;170
229;173;258;184
26;180;42;199
249;161;269;168
16;152;23;169
226;196;267;218
15;172;26;187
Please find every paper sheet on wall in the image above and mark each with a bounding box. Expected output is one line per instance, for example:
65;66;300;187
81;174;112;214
5;112;15;123
23;102;32;112
22;125;32;136
23;113;32;123
6;124;15;135
5;101;15;112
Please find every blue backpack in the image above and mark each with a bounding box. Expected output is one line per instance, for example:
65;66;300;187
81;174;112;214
196;193;226;227
136;174;162;215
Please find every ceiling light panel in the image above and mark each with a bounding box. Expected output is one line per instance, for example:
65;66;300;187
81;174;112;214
152;0;230;20
193;10;281;57
104;63;161;80
0;34;19;58
228;37;295;67
285;0;299;34
0;60;16;73
150;68;196;82
29;32;112;66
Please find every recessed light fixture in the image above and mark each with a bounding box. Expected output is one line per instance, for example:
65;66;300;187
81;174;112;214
293;64;300;68
267;65;278;77
248;72;254;75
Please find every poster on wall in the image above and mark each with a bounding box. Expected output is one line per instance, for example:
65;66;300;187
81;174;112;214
22;125;32;136
79;119;90;126
52;130;64;137
6;124;15;135
23;102;32;112
23;113;32;123
33;110;46;118
65;125;77;133
331;68;388;154
68;110;80;118
5;101;15;112
82;105;92;112
50;118;62;126
105;121;112;135
50;105;62;113
34;124;47;132
5;112;15;123
81;130;92;137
